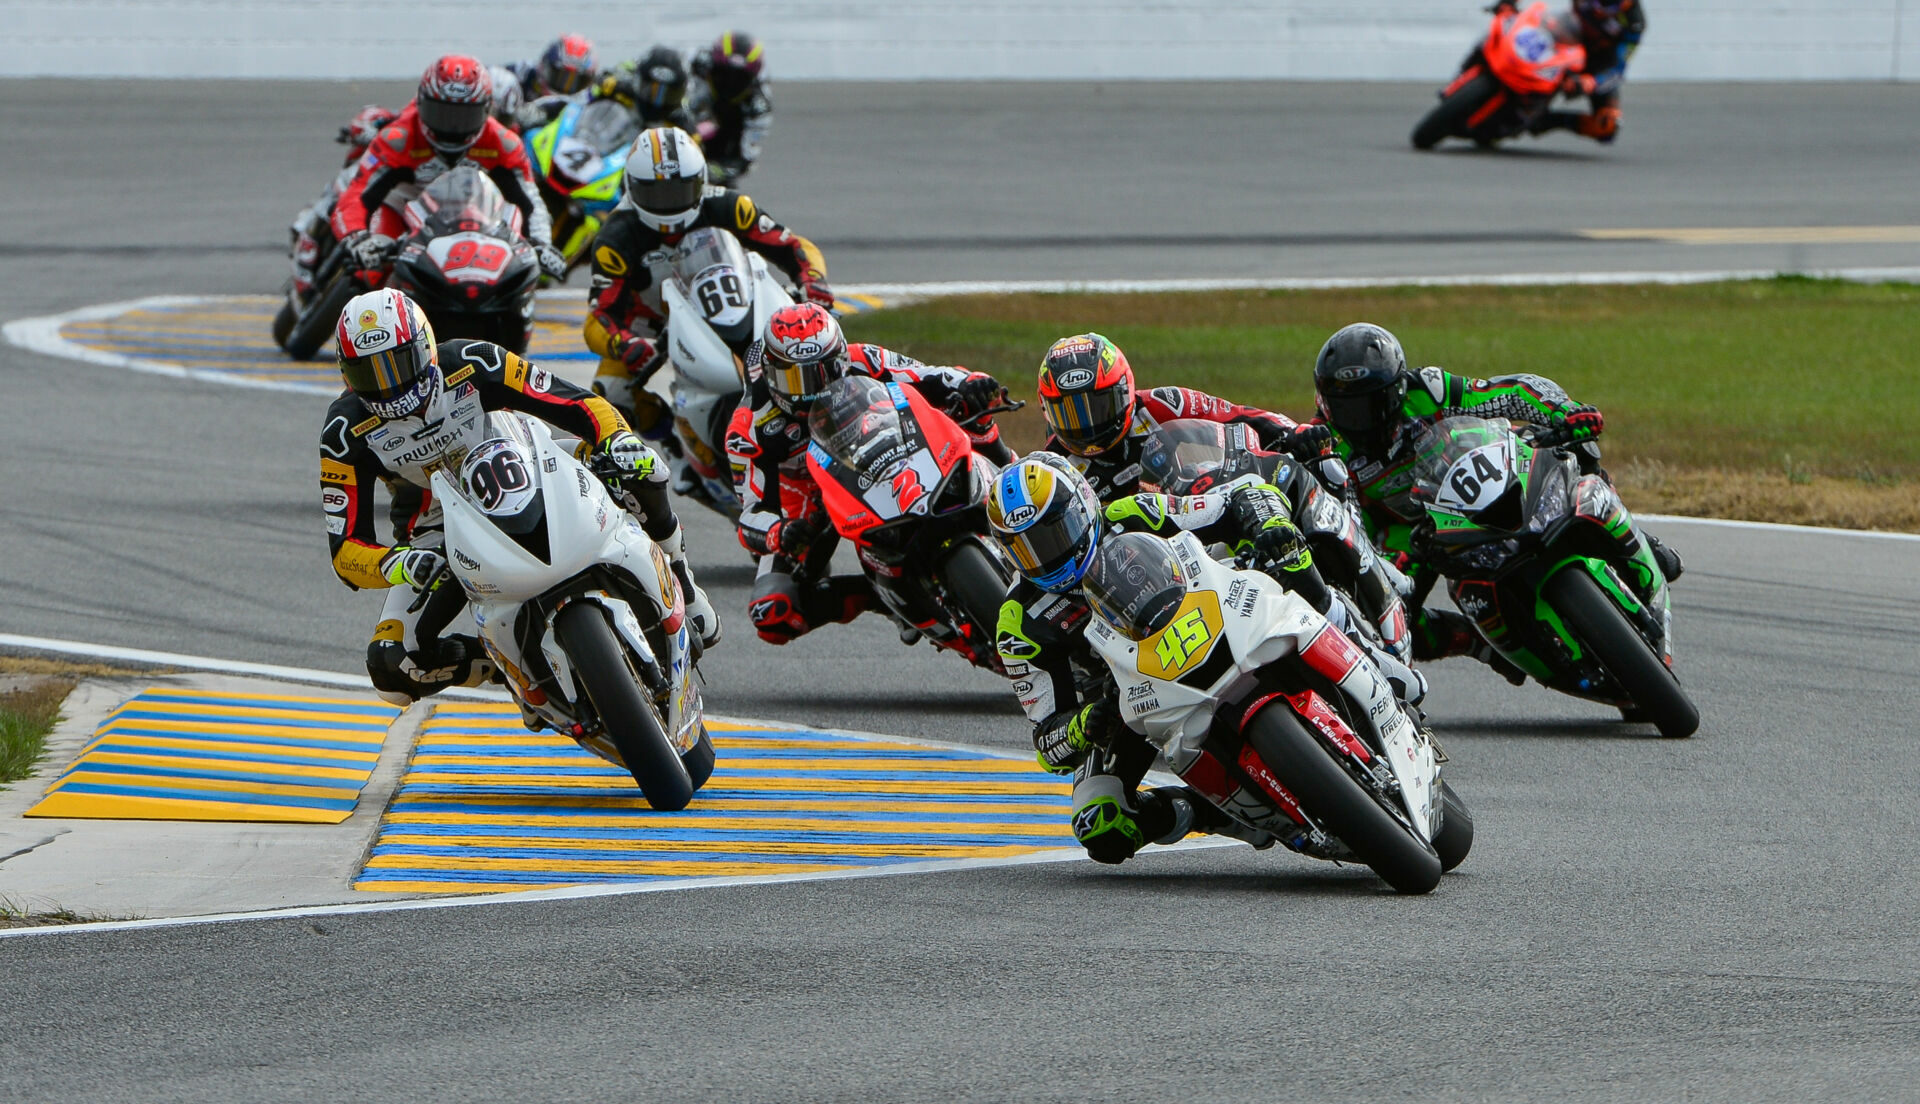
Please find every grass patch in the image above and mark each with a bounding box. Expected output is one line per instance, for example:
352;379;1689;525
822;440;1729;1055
0;897;137;929
844;278;1920;530
0;677;75;784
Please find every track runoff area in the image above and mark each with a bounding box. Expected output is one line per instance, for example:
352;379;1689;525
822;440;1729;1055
6;266;1918;935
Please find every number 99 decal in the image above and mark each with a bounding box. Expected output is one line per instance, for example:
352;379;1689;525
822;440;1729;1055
427;232;512;283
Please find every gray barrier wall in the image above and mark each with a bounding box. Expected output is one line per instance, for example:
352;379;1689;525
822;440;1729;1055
5;1;1918;80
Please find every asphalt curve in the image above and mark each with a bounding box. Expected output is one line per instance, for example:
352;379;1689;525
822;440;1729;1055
2;81;1918;1102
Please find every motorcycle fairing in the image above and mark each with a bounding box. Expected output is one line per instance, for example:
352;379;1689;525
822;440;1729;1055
1484;2;1586;96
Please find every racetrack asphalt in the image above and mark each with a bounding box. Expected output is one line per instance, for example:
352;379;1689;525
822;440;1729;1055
2;81;1918;1101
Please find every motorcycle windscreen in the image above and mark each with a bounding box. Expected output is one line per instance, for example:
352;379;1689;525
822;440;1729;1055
807;375;913;477
672;229;757;346
457;434;551;561
417;164;517;239
1410;415;1523;529
574;99;642;159
1082;532;1189;643
1138;418;1267;496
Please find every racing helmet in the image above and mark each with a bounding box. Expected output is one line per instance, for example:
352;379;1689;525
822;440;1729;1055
1313;322;1410;457
761;303;848;416
337;289;439;420
634;46;690;113
417;55;493;156
701;31;765;102
1038;333;1136;457
623;126;709;233
538;34;598;96
1573;0;1632;31
486;65;523;124
1082;531;1190;642
987;454;1105;594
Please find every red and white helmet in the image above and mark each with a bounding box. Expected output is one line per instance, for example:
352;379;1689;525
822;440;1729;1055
336;288;439;420
760;303;848;416
417;55;493;156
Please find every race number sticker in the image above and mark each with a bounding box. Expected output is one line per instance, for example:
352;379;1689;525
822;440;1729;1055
1435;442;1512;513
1512;27;1554;64
692;264;751;330
427;232;512;283
554;136;605;184
1138;591;1225;681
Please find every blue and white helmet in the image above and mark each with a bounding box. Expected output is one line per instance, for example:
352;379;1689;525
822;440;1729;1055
987;453;1104;593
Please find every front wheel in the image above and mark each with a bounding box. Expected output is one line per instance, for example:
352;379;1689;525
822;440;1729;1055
938;539;1012;655
554;602;697;810
1543;568;1699;738
1246;706;1443;894
1432;780;1473;872
1412;73;1499;150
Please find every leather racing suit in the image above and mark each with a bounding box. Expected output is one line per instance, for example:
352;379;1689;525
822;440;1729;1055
728;344;1011;648
1530;1;1646;142
686;64;772;185
330;104;554;249
582;189;828;439
996;480;1424;865
321;338;695;706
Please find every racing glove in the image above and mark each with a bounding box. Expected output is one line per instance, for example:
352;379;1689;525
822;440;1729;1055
953;372;1005;421
343;231;395;275
380;546;445;590
610;331;663;377
534;242;568;281
1035;700;1119;774
1558;404;1605;442
1279;422;1335;460
601;431;659;478
1562;72;1598;97
802;278;836;310
767;514;827;561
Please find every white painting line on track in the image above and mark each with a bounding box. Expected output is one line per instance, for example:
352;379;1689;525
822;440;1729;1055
1637;514;1920;543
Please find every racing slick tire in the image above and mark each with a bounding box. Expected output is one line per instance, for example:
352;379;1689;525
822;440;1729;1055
1247;704;1444;894
1543;568;1700;739
1433;779;1473;873
554;602;697;811
938;539;1013;646
271;299;298;350
681;729;716;791
284;273;359;360
1413;73;1499;150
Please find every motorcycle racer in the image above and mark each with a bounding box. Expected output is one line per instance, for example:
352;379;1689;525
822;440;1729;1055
594;47;700;131
320;288;719;707
730;302;1012;646
1041;331;1412;659
687;31;773;186
583;125;830;439
506;34;599;115
1310;321;1681;675
331;56;566;285
287;105;399;301
987;454;1425;865
1526;0;1645;143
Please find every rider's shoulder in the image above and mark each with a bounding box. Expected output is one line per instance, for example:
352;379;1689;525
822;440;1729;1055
703;188;761;231
437;338;514;382
1413;365;1453;401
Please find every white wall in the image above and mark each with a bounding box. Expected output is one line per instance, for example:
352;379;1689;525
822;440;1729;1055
4;0;1918;81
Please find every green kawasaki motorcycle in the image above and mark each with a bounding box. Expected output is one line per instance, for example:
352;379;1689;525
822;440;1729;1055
1409;416;1698;738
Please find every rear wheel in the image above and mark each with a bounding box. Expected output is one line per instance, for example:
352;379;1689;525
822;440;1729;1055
284;272;358;360
1543;568;1699;738
1246;705;1443;894
554;603;696;810
938;540;1012;652
1432;780;1473;872
271;299;298;349
1412;73;1499;150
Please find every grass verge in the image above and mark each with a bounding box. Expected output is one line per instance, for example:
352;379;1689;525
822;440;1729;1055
844;277;1920;531
0;677;74;784
0;897;137;929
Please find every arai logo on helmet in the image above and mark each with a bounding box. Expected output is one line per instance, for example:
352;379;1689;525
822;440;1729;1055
1056;368;1095;389
1333;365;1374;383
785;341;825;360
1002;504;1038;528
354;328;392;350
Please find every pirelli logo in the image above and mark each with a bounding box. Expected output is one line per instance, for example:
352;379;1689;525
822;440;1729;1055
351;417;380;436
444;365;475;387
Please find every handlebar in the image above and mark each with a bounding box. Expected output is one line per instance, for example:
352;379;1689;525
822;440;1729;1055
404;562;451;614
1523;421;1574;448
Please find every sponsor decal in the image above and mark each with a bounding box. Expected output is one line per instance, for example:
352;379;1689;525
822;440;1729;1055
321;487;349;514
325;515;346;535
734;195;756;229
1239;586;1260;617
380;434;405;452
544;457;558;472
444;365;474;387
1002;503;1038;528
1109;464;1143;488
1055;368;1095;389
358;309;380;330
1225;579;1246;607
1333;365;1374;383
351;416;381;436
352;328;391;350
527;367;552;394
996;631;1040;660
453;549;481;570
1126;682;1156;702
575;469;592;497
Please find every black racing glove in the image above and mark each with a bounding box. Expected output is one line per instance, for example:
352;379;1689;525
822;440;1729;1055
1279;422;1334;460
534;242;567;281
1035;699;1120;774
953;372;1005;421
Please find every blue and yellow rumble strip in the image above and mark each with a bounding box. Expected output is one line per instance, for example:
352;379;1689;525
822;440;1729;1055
27;689;399;824
355;704;1074;893
55;292;888;393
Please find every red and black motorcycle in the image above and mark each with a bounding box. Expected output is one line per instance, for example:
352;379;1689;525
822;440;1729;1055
804;375;1020;672
1412;1;1587;150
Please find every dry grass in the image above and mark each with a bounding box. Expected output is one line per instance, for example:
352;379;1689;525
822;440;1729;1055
0;655;161;679
0;897;136;929
1615;459;1920;532
0;678;75;784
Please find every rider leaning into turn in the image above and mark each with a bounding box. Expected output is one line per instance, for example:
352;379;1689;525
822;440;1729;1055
582;125;831;440
729;302;1012;649
320;287;719;707
687;31;774;186
331;56;567;284
1528;0;1645;143
987;454;1426;866
1309;321;1682;680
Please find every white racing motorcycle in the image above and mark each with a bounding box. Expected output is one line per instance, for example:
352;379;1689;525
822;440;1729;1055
1080;530;1473;893
426;410;714;810
657;227;797;517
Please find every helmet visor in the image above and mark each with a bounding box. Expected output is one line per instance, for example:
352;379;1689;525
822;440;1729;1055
341;338;434;418
630;175;704;216
1003;484;1099;592
546;62;592;95
765;358;834;415
419;97;487;149
1083;533;1188;641
1043;388;1130;454
1320;390;1396;436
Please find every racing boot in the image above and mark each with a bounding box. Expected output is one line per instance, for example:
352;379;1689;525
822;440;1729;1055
368;632;497;708
658;524;722;651
1068;765;1149;865
1576;105;1621;143
1647;535;1684;583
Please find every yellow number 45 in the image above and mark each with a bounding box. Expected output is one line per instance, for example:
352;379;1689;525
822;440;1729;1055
1154;608;1213;671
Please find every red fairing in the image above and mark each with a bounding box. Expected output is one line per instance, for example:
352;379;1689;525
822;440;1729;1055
1284;691;1372;762
1235;744;1310;825
808;451;885;543
808;383;974;547
1300;622;1364;683
1483;2;1587;95
1178;748;1236;807
331;107;538;239
897;383;970;483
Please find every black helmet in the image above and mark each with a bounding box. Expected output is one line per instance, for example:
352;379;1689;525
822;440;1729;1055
1313;323;1409;456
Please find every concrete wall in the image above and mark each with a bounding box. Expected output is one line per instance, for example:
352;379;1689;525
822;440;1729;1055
4;1;1918;80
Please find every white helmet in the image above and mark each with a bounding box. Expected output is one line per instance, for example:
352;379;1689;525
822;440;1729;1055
623;126;709;233
487;65;523;124
336;288;438;420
